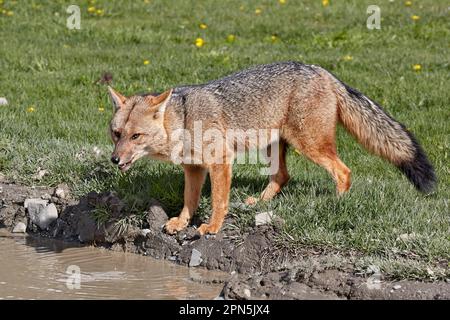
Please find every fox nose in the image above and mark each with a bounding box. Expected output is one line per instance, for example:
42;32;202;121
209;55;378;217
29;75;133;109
111;156;120;165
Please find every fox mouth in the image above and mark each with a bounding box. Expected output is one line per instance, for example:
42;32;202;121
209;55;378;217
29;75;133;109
118;159;134;172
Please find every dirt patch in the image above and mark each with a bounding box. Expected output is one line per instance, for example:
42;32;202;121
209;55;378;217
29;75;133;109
0;182;448;300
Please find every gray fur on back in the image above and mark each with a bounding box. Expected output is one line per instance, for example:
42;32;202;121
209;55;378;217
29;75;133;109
171;61;321;130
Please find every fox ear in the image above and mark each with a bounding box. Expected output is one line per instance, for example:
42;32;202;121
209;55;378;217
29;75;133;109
108;86;126;111
145;89;173;116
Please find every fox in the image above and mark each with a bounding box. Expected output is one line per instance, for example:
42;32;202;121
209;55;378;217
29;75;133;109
107;61;436;236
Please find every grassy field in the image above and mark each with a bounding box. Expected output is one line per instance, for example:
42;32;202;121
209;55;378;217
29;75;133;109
0;0;448;279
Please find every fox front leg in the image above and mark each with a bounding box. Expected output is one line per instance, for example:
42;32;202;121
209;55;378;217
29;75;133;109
164;165;207;234
197;164;232;235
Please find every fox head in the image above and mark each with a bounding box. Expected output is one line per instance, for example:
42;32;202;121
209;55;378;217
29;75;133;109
108;87;173;172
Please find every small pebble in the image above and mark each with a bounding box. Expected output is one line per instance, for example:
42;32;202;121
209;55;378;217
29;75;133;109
189;248;203;267
41;193;52;200
255;211;274;226
140;229;151;237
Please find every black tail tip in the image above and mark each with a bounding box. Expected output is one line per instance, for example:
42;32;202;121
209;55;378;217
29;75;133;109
397;146;437;194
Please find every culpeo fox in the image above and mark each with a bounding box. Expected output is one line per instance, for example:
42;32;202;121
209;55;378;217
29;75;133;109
108;61;436;235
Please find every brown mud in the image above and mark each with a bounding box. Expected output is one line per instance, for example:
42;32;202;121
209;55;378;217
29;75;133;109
0;181;448;300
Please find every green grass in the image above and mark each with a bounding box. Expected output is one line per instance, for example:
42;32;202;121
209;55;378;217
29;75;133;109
0;0;448;279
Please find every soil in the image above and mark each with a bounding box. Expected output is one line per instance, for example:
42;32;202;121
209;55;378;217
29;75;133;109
0;181;448;300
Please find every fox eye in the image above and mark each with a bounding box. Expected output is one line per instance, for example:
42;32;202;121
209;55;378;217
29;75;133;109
113;131;121;139
131;133;140;140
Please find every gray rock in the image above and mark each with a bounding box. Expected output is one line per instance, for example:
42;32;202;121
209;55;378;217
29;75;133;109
54;183;70;199
24;198;48;209
255;211;274;226
12;222;27;233
141;228;151;237
26;199;58;230
146;199;168;230
189;248;203;267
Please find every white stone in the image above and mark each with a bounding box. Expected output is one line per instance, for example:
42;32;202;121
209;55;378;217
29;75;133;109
393;284;402;290
255;211;274;226
12;222;27;233
0;97;8;106
189;249;203;267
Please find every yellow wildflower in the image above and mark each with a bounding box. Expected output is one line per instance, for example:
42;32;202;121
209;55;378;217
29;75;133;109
96;9;104;16
143;60;150;65
411;15;420;21
271;35;278;42
412;64;421;71
199;23;207;29
322;0;329;7
98;107;105;112
87;6;95;13
6;10;13;16
27;106;36;113
405;1;412;6
279;0;286;4
343;55;353;61
226;34;236;43
195;37;205;48
255;8;262;15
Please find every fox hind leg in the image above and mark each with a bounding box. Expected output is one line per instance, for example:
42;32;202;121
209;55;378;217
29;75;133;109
245;140;290;205
307;149;351;195
291;135;351;195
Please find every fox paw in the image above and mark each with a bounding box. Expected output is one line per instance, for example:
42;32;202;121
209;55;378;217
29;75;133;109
197;223;220;236
164;217;188;235
244;196;258;206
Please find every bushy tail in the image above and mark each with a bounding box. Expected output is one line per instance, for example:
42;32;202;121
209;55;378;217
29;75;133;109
333;79;436;193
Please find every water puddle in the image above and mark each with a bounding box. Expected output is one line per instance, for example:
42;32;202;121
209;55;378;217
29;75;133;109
0;231;225;299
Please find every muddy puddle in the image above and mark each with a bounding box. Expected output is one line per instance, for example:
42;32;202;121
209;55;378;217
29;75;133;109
0;231;224;300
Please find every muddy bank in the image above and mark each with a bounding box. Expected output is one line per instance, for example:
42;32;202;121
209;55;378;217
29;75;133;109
0;181;448;300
